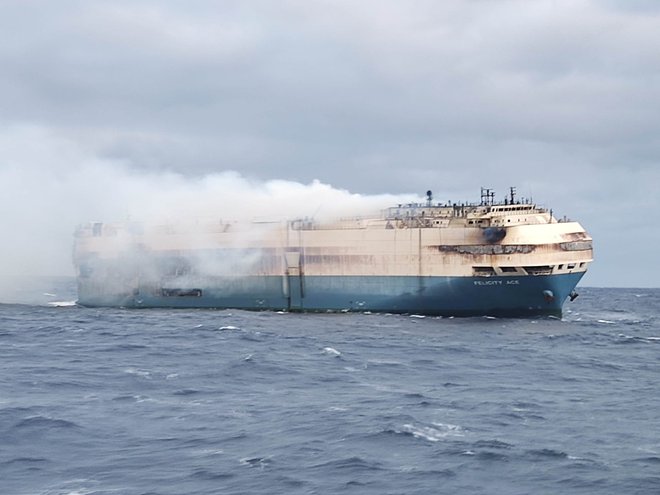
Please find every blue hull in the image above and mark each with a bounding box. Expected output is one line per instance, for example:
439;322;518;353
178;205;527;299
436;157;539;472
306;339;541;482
77;272;585;317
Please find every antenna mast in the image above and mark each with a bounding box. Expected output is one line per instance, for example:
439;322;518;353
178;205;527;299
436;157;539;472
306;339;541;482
481;187;495;206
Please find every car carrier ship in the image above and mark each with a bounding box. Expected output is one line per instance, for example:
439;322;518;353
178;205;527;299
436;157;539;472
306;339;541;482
73;188;592;317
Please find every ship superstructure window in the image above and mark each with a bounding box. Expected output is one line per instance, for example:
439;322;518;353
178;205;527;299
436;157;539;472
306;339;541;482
501;266;517;273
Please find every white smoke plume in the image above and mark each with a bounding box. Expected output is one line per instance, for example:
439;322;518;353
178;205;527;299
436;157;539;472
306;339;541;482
0;125;416;293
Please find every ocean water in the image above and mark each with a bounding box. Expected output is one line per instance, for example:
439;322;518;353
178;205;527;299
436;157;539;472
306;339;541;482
1;282;660;495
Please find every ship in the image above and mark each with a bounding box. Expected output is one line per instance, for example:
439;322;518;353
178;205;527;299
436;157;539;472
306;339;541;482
73;187;592;317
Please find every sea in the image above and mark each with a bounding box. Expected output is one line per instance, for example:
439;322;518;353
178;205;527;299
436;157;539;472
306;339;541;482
1;279;659;495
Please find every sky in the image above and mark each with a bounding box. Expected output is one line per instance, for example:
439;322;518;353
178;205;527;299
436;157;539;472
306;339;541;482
1;0;659;288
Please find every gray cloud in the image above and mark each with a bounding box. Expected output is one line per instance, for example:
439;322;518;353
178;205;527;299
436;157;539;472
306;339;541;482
1;0;659;287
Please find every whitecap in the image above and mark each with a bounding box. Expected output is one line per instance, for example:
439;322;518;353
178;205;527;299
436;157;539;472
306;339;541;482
597;319;615;324
432;421;465;433
123;368;151;378
322;347;341;356
410;314;425;319
47;300;77;307
401;422;465;442
219;325;239;331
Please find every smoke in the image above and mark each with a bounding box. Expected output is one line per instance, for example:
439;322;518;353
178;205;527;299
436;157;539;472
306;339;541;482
0;125;416;291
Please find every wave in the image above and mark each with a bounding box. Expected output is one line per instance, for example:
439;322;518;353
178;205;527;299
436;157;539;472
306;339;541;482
310;456;385;471
393;422;466;442
239;456;273;469
473;439;514;450
14;415;80;430
526;448;569;459
191;468;236;480
1;456;48;465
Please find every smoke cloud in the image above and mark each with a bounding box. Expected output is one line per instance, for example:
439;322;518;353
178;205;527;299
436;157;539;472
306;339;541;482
0;125;416;295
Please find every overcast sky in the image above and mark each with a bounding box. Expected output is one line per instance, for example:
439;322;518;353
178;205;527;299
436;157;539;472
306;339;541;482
1;0;659;289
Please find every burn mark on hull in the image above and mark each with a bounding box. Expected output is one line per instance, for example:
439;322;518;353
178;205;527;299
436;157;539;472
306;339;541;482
435;244;536;255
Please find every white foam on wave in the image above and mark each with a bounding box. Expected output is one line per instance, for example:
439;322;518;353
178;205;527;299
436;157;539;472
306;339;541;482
410;314;425;319
41;478;102;495
322;347;341;356
623;335;660;343
218;325;239;331
47;300;77;307
401;422;465;442
597;319;615;324
123;368;151;379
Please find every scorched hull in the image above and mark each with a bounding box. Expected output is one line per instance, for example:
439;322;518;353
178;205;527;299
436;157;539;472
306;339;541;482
74;188;592;317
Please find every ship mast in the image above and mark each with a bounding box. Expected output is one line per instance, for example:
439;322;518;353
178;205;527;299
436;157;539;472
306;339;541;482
480;187;495;206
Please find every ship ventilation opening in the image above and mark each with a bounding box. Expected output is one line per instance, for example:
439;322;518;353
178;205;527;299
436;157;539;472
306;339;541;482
542;290;555;303
161;288;203;297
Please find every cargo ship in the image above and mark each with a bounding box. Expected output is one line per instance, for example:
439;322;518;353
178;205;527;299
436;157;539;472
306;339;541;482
73;188;592;317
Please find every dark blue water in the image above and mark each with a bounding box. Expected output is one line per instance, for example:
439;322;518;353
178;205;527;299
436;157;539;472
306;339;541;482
2;283;660;495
